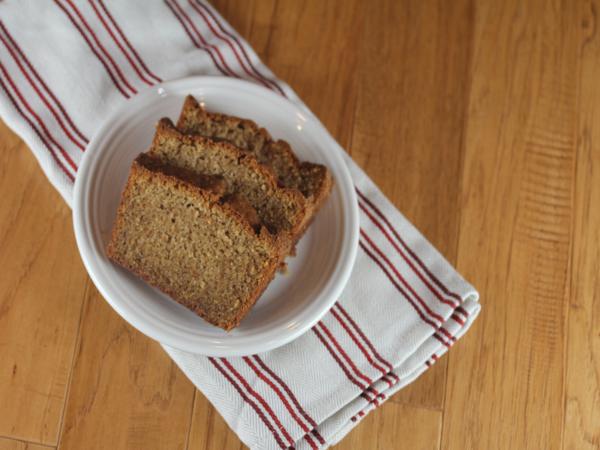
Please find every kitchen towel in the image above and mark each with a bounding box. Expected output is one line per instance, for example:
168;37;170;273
0;1;480;448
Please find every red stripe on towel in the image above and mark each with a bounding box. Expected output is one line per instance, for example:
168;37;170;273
0;69;74;181
220;358;295;447
0;28;86;151
330;305;395;387
188;0;273;91
54;0;130;98
243;356;311;434
359;199;458;310
356;187;462;302
195;1;286;96
359;239;450;348
357;188;465;306
361;229;446;324
252;355;326;445
89;0;154;86
208;357;287;449
0;21;88;145
97;0;162;83
334;303;398;383
168;0;238;78
64;0;137;95
313;323;382;407
0;60;77;173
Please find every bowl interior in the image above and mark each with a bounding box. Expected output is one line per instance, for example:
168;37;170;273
75;77;357;355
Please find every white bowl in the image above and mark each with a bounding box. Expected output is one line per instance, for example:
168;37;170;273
73;77;358;356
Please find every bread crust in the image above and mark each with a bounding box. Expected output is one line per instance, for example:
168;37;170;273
150;118;306;253
177;95;273;151
176;95;333;243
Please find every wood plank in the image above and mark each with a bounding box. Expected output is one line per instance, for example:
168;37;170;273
442;0;580;448
333;403;441;450
390;356;446;409
212;0;367;151
56;284;195;450
186;1;472;446
0;436;53;450
257;0;365;148
209;0;277;58
351;0;473;409
563;1;600;448
187;392;244;450
187;394;442;450
0;122;87;445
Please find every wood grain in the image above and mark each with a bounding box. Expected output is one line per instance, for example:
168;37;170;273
0;436;52;450
333;402;442;450
563;1;600;448
0;120;87;445
442;0;579;448
187;392;244;450
56;285;195;450
1;0;600;449
260;0;365;149
350;0;473;410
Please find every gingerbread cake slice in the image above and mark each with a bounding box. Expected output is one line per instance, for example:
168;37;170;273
176;95;333;235
106;153;281;330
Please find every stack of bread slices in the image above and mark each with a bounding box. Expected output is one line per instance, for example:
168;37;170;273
107;96;332;330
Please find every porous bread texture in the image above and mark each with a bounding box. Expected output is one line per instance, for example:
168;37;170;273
106;154;281;331
148;118;306;252
176;95;333;235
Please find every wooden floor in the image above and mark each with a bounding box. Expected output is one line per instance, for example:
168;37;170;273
1;0;599;449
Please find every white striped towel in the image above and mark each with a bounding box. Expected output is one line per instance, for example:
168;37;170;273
0;1;480;448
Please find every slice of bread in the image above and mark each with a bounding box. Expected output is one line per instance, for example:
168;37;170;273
148;118;307;251
176;95;333;235
106;154;281;330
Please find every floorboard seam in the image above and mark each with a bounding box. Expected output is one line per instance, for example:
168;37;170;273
53;279;91;449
